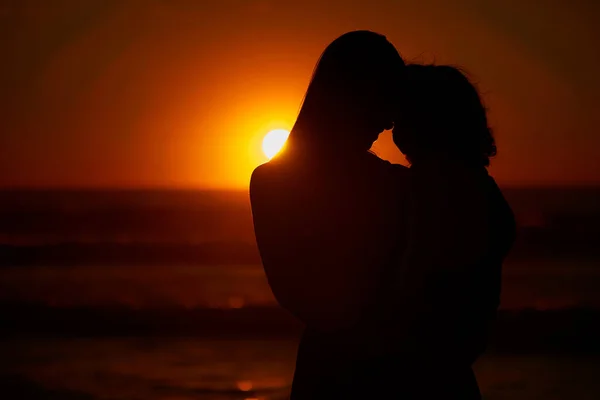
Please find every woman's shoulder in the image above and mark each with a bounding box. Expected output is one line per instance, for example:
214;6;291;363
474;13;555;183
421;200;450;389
250;161;282;195
251;157;290;182
250;158;302;201
250;162;272;183
249;162;290;213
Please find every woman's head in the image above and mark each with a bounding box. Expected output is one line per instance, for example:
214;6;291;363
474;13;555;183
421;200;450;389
393;64;496;167
289;31;405;154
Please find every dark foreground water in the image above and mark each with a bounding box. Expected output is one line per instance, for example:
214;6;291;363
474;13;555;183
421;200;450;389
1;188;599;398
2;337;600;400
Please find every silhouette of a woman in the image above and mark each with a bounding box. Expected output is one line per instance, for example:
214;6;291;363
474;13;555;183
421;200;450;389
250;31;407;399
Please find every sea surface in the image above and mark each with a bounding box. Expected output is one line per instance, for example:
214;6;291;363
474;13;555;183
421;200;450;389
2;337;600;400
1;188;599;398
1;261;600;311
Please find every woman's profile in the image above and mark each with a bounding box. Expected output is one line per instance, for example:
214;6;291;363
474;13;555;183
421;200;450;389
250;31;407;399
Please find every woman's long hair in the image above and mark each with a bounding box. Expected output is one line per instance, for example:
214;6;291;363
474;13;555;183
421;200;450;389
394;64;496;167
288;31;405;155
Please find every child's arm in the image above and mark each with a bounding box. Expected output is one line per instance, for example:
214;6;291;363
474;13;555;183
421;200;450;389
382;161;490;360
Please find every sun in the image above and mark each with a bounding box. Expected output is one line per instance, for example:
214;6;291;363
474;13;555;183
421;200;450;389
262;129;290;159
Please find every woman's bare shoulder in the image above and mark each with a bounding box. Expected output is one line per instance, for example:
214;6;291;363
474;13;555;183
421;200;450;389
250;162;269;184
250;160;296;201
250;162;281;191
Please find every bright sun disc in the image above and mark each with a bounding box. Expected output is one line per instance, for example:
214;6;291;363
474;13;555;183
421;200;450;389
262;129;290;159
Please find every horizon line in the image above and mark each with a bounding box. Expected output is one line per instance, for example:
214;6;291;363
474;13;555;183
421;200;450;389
1;183;600;191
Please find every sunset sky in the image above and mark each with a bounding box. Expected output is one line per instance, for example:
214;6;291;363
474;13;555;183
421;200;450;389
1;0;599;188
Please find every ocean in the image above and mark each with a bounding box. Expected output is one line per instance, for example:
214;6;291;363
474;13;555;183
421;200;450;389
1;188;599;399
2;338;600;399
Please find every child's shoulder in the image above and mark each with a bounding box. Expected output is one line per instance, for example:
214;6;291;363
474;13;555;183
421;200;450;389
390;164;410;185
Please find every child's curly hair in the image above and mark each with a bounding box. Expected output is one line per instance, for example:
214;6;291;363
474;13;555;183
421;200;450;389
394;64;496;167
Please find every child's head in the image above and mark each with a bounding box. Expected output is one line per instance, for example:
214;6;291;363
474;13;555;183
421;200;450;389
393;64;496;167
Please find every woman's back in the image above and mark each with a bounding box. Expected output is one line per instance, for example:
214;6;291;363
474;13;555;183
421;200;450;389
250;151;408;332
251;151;410;399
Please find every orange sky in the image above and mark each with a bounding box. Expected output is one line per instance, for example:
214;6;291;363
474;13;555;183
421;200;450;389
1;0;599;188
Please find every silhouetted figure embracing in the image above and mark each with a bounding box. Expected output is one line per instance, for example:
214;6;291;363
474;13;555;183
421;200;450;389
250;31;408;399
250;32;515;399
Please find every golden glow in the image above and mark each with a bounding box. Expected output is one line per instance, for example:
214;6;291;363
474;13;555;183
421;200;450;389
236;380;253;391
228;296;245;309
262;129;290;159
